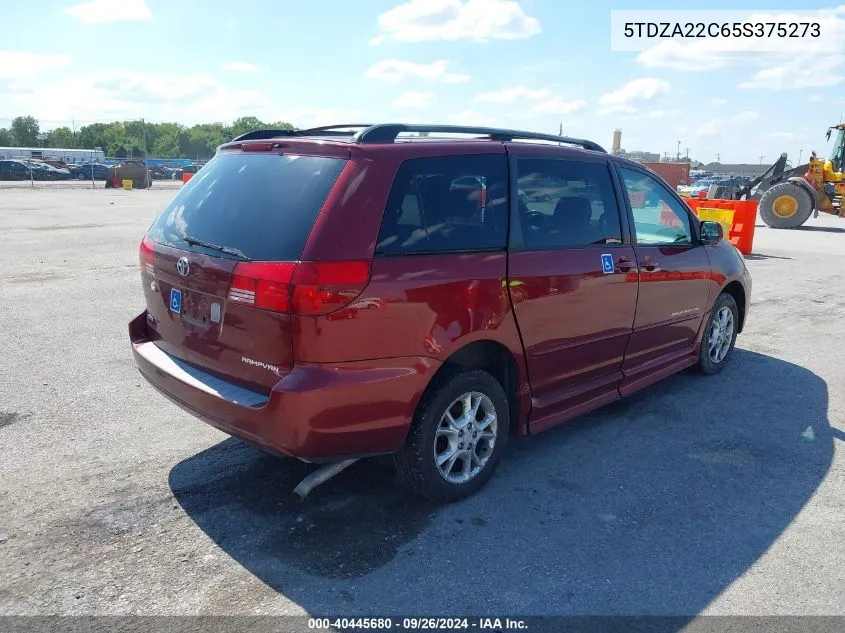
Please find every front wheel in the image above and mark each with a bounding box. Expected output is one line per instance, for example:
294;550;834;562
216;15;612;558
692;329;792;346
696;293;739;375
758;182;813;229
394;368;509;502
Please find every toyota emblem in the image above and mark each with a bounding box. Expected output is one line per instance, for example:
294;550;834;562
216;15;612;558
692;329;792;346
176;257;190;278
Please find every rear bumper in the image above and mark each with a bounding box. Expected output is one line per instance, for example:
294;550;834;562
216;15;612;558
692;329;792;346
129;311;441;462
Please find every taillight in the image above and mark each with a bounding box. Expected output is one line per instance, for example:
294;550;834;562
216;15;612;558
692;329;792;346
139;235;155;276
228;262;296;312
292;261;371;316
226;260;371;315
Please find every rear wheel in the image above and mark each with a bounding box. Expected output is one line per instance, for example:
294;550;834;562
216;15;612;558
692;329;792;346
758;182;813;229
696;293;739;375
394;368;509;502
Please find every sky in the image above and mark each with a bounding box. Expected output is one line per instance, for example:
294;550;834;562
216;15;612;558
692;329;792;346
1;0;844;163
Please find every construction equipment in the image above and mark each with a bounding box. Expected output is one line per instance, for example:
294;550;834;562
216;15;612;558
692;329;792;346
735;124;845;229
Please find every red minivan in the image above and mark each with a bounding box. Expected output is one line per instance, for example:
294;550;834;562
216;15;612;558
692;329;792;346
130;124;751;502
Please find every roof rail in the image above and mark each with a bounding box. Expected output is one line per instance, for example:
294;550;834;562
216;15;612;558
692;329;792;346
228;123;606;152
352;124;607;152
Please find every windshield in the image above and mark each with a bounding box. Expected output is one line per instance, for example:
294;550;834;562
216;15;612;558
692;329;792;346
830;128;845;166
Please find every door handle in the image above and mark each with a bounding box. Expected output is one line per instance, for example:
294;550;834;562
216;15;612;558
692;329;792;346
641;262;659;271
616;257;635;272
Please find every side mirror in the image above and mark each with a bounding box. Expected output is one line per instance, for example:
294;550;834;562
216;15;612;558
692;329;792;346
700;220;723;244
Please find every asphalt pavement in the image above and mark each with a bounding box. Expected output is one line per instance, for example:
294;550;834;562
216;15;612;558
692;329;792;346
0;186;842;617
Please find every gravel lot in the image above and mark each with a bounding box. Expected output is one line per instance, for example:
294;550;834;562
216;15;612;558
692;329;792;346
0;185;843;617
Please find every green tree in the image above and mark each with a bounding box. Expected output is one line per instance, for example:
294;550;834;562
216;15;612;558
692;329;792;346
0;128;13;145
46;127;77;148
11;116;40;146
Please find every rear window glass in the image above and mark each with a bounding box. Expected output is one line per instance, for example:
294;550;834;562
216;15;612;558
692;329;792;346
147;153;346;261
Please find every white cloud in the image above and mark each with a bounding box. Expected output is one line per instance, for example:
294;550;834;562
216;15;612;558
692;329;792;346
290;109;366;128
0;51;70;79
473;85;586;116
532;98;586;116
637;41;737;72
4;70;270;124
66;0;152;23
371;0;541;44
364;59;470;83
475;85;548;103
598;78;670;115
221;62;258;73
710;98;728;106
765;131;800;141
391;91;437;109
647;109;680;119
448;110;496;126
693;111;759;138
809;94;824;102
739;55;845;90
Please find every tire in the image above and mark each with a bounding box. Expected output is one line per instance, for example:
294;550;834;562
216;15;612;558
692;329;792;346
696;293;739;375
394;368;509;502
758;182;813;229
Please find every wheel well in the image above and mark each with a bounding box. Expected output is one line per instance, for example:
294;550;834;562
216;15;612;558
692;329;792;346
722;281;747;332
437;340;521;435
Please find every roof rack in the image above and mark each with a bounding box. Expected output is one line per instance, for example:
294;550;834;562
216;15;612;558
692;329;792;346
228;123;606;152
353;124;607;152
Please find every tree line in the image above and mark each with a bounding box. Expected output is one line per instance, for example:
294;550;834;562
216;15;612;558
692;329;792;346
0;115;295;159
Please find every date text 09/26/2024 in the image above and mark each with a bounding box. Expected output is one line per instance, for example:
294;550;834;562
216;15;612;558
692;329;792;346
308;617;529;631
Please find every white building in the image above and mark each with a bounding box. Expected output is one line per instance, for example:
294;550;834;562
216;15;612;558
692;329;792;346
0;146;105;164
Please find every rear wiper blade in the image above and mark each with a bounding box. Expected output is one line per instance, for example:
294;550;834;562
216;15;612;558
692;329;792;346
182;235;249;260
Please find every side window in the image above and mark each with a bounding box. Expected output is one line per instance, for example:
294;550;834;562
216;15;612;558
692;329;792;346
376;155;508;255
618;167;693;246
516;158;623;250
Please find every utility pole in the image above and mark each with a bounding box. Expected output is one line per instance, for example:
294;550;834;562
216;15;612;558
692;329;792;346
676;140;681;161
716;153;720;163
798;149;803;163
758;154;765;165
685;147;690;159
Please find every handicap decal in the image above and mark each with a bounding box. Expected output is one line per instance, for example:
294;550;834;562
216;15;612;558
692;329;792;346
601;253;614;274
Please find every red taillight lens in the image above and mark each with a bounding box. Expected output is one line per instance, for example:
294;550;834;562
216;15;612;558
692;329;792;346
292;261;371;316
139;235;155;276
227;260;371;315
228;262;296;312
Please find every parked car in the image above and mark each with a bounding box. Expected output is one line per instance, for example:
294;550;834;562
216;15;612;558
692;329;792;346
105;159;152;189
150;165;177;180
70;163;110;180
169;163;203;179
0;159;32;180
129;123;751;502
21;161;54;180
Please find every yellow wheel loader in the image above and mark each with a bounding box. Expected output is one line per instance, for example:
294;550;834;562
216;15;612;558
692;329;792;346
737;124;845;229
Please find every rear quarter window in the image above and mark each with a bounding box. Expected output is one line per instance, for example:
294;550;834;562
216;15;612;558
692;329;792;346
375;154;508;255
147;153;347;261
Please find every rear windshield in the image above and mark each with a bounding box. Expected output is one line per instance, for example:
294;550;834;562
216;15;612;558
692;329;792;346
147;153;347;261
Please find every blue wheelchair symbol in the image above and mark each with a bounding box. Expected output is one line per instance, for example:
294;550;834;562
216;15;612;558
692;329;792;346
601;254;615;274
170;288;182;313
